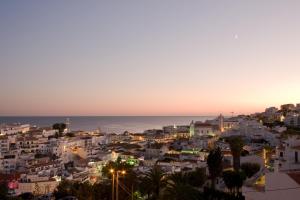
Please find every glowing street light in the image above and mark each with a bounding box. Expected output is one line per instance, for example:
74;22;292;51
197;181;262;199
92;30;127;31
110;169;126;200
111;169;115;200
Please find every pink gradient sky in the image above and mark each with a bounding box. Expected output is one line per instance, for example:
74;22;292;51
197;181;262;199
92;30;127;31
0;1;300;116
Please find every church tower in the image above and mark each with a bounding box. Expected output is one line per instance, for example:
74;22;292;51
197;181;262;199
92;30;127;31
65;118;71;133
218;114;224;132
189;120;195;137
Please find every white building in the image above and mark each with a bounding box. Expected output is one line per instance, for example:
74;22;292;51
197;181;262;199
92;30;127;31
16;136;39;154
276;136;300;171
17;174;59;195
206;114;240;132
296;104;300;112
193;122;216;137
263;107;284;122
91;134;106;145
265;107;279;116
0;124;30;135
281;104;296;111
0;136;9;153
284;113;300;127
0;152;18;173
145;143;168;159
41;128;57;138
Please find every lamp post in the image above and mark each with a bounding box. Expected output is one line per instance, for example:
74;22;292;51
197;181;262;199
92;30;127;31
110;169;126;200
116;170;126;200
110;169;115;200
116;172;119;200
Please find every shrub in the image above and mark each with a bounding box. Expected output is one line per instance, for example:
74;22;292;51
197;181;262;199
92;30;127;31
241;162;260;178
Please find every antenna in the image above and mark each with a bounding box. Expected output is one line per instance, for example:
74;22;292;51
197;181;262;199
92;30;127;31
231;112;234;117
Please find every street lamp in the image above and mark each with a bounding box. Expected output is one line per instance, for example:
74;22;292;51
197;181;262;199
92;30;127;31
110;169;126;200
116;170;126;200
110;169;115;200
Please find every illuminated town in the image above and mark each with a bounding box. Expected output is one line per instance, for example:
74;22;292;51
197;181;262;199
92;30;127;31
1;1;300;200
0;104;300;199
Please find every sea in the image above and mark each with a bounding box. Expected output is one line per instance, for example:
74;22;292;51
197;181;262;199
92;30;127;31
0;116;216;134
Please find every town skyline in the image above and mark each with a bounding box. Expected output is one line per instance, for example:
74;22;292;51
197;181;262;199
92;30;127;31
0;103;299;117
1;1;300;199
1;1;300;116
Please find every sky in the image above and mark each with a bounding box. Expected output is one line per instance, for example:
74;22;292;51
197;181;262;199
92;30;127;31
0;1;300;116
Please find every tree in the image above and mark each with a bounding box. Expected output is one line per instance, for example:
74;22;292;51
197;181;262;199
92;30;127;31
52;123;66;135
120;168;140;200
207;147;223;189
18;192;35;200
53;180;74;199
164;182;200;200
102;157;133;178
186;167;207;188
102;157;139;200
66;132;75;137
72;182;93;200
0;182;8;200
241;163;260;178
222;170;246;196
53;180;98;200
228;136;244;171
140;165;167;200
163;172;201;200
202;187;244;200
92;181;112;200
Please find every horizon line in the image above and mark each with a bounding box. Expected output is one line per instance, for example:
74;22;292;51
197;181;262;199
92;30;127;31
0;115;222;117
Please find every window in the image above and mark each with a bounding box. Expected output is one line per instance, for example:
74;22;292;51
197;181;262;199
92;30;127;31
280;152;283;157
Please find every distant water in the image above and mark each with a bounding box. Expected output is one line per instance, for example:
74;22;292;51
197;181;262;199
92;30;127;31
0;116;215;134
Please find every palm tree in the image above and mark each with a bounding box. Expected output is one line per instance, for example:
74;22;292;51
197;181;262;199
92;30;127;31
241;162;260;178
54;181;94;200
102;157;133;178
141;165;167;200
222;170;246;196
207;147;223;189
93;181;112;200
72;182;93;200
163;172;200;200
228;136;244;171
186;168;207;188
53;180;74;199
